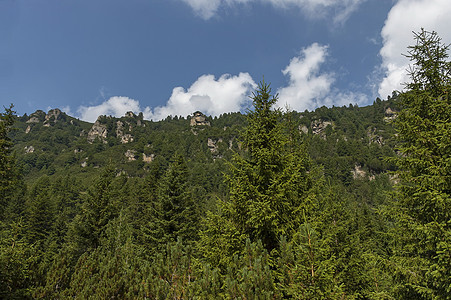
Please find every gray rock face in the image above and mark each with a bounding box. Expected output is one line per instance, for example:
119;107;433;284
384;107;397;122
44;108;63;126
142;153;155;163
87;117;108;144
311;119;333;138
190;111;210;127
207;138;223;153
116;121;134;144
24;145;35;153
26;110;46;123
125;149;137;161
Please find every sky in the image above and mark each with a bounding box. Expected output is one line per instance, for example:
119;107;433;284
1;0;450;122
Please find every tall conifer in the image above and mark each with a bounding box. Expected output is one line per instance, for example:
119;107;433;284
390;29;451;299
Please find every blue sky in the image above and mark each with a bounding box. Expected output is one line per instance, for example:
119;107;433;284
1;0;450;121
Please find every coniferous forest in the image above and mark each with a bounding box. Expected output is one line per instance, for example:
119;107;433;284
0;30;450;299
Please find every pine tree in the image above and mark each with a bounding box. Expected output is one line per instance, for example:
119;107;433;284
390;29;451;299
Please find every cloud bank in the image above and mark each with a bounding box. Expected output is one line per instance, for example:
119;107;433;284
77;97;144;123
76;73;256;122
145;73;256;120
180;0;365;23
378;0;451;99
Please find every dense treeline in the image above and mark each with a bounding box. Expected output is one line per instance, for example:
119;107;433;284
0;29;449;299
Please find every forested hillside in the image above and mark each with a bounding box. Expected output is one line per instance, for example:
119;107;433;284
0;29;449;299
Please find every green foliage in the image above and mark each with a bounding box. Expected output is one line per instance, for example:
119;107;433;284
0;220;36;299
389;29;451;299
1;55;434;298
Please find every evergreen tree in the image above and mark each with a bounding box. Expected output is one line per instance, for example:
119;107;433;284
0;105;23;220
390;29;451;299
199;81;317;269
69;165;119;253
152;154;199;248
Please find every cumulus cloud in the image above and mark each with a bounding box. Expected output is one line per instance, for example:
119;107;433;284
76;73;256;122
277;43;368;111
180;0;365;23
378;0;451;99
145;73;256;120
77;96;145;123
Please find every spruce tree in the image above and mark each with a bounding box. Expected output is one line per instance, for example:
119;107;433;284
199;81;316;269
145;154;198;250
0;105;24;221
390;29;451;299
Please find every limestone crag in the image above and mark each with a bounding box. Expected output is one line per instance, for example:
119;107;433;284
352;165;366;179
367;128;384;145
207;138;223;153
44;108;63;126
384;107;397;122
24;145;35;154
125;149;137;161
87;117;108;144
142;153;155;163
26;110;46;124
190;111;210;126
311;119;333;137
116;121;134;144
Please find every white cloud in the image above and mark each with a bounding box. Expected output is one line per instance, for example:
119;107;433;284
180;0;222;19
77;96;144;123
145;73;256;120
277;43;368;111
180;0;365;23
76;73;256;122
378;0;451;99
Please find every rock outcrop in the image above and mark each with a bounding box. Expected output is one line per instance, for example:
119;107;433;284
384;107;397;122
125;149;137;161
311;119;333;137
87;117;108;144
190;111;210;126
142;153;155;163
207;138;223;153
24;145;35;153
367;128;384;145
116;121;134;144
26;110;46;123
44;108;64;126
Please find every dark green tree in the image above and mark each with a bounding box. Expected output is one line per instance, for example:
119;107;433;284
143;154;198;251
389;29;451;299
199;81;317;269
0;105;24;220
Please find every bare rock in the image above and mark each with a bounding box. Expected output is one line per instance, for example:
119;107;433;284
116;121;134;144
87;117;108;144
190;111;210;127
24;145;35;153
384;107;397;122
142;153;155;163
207;138;222;153
26;110;46;123
125;150;137;161
311;119;333;138
352;165;366;179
